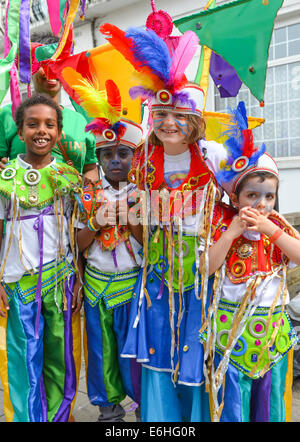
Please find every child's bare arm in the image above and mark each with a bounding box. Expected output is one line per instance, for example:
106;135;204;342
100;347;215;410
76;225;98;252
200;215;246;275
241;207;300;265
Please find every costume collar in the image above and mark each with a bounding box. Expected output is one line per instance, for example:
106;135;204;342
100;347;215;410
102;176;135;195
147;143;213;191
17;154;56;170
242;230;261;241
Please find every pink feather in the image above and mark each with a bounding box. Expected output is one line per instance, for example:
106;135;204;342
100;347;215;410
85;118;109;135
168;31;199;89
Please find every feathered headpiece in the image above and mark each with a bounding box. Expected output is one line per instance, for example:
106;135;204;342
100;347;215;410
216;101;278;194
62;67;143;149
100;24;204;116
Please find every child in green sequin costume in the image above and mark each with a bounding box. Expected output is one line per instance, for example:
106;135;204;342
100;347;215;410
0;94;82;422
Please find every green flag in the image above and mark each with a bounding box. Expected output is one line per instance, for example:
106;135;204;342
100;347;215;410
174;0;284;102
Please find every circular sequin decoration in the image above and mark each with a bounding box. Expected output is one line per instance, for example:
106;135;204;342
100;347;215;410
28;194;38;204
103;129;116;142
231;336;247;357
244;348;261;368
183;345;189;352
275;332;289;353
174;240;190;258
248;317;267;338
83;194;91;201
1;167;16;180
220;314;227;323
148;248;160;265
155;256;169;274
23;169;41;186
149;348;155;355
232;156;249;172
156;89;172;105
216;329;229;351
103;232;111;241
231;260;246;277
220;224;228;232
175;268;189;286
237;243;253;259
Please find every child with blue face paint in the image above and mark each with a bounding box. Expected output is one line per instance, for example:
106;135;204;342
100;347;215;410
199;102;300;422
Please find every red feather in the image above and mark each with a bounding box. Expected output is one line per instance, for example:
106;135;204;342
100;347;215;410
105;79;122;115
85;118;109;136
241;129;256;157
117;125;127;139
100;24;138;68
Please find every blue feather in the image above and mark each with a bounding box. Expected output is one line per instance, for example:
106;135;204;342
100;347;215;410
217;102;267;187
225;137;244;159
222;101;248;142
125;27;172;83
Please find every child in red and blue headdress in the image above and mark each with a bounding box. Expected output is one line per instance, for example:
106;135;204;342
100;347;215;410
199;101;300;422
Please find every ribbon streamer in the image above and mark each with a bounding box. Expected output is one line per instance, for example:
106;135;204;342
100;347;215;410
0;0;22;106
18;0;31;84
51;0;81;61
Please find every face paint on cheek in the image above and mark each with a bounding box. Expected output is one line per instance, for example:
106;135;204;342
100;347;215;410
174;119;190;137
153;117;166;131
265;203;274;213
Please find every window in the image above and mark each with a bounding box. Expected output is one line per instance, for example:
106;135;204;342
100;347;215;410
214;22;300;158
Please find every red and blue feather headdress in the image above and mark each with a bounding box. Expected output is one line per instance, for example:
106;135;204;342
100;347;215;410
215;101;274;194
100;24;204;116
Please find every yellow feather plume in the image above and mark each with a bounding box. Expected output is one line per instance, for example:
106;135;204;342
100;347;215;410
62;67;120;123
131;70;165;92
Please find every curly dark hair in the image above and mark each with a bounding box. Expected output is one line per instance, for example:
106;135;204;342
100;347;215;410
15;94;63;132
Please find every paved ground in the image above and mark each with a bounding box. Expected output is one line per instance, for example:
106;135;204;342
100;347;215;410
1;312;300;423
1;363;300;422
0;355;137;423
